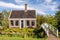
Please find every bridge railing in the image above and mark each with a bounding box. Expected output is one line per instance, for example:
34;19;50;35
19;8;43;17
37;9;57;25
48;24;58;37
41;24;49;36
41;23;58;37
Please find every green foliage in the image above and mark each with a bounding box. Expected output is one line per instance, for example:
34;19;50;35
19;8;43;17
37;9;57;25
0;28;46;38
0;18;2;26
36;14;57;38
20;28;34;38
2;28;34;38
55;11;60;31
2;10;10;19
1;10;10;28
0;21;2;26
55;11;60;23
37;15;57;28
33;28;46;38
59;32;60;38
45;15;58;27
37;15;46;28
0;36;46;40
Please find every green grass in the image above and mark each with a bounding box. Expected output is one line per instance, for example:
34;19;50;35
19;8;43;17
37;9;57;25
0;37;46;40
0;35;46;40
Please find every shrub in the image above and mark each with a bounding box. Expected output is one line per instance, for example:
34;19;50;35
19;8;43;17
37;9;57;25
33;28;46;38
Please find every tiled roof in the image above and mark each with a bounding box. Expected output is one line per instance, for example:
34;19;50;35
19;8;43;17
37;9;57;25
10;10;36;18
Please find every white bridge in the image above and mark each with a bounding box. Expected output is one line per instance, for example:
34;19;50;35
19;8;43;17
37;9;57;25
41;23;58;37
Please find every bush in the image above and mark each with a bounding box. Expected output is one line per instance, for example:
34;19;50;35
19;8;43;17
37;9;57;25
0;28;46;38
59;32;60;37
2;28;34;38
33;28;46;38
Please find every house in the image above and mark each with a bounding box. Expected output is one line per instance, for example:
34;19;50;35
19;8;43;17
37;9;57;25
9;4;36;28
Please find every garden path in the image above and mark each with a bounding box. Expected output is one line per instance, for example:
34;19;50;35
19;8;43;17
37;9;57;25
47;30;59;40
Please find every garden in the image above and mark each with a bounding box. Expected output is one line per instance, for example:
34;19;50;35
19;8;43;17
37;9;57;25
0;28;47;40
0;9;60;40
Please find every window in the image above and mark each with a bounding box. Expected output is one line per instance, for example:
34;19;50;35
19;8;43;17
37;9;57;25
21;20;23;28
10;20;14;26
26;20;30;26
15;20;19;26
31;20;35;26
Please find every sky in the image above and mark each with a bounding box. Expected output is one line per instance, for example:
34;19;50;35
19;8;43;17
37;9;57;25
0;0;60;15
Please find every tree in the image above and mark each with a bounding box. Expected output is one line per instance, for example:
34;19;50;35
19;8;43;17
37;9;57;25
35;15;46;38
45;15;58;27
1;10;10;29
37;14;57;27
55;11;60;31
37;15;46;28
0;13;2;26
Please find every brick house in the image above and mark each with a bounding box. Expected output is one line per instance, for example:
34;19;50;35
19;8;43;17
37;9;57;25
9;4;36;28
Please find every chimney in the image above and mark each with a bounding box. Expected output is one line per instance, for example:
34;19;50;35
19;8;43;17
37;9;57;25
25;4;27;12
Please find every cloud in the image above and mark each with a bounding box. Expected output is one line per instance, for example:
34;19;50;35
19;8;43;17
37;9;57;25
0;0;59;15
0;1;36;10
37;10;47;15
0;1;46;15
15;0;25;3
14;0;29;4
15;0;26;4
0;1;24;9
14;0;47;15
14;0;59;15
52;2;57;5
36;0;41;2
14;0;58;11
40;1;58;11
45;0;52;3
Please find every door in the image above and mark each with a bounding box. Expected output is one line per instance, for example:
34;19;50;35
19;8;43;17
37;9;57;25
20;20;24;28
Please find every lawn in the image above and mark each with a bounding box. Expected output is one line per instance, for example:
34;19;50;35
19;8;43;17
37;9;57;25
0;34;46;40
0;37;46;40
